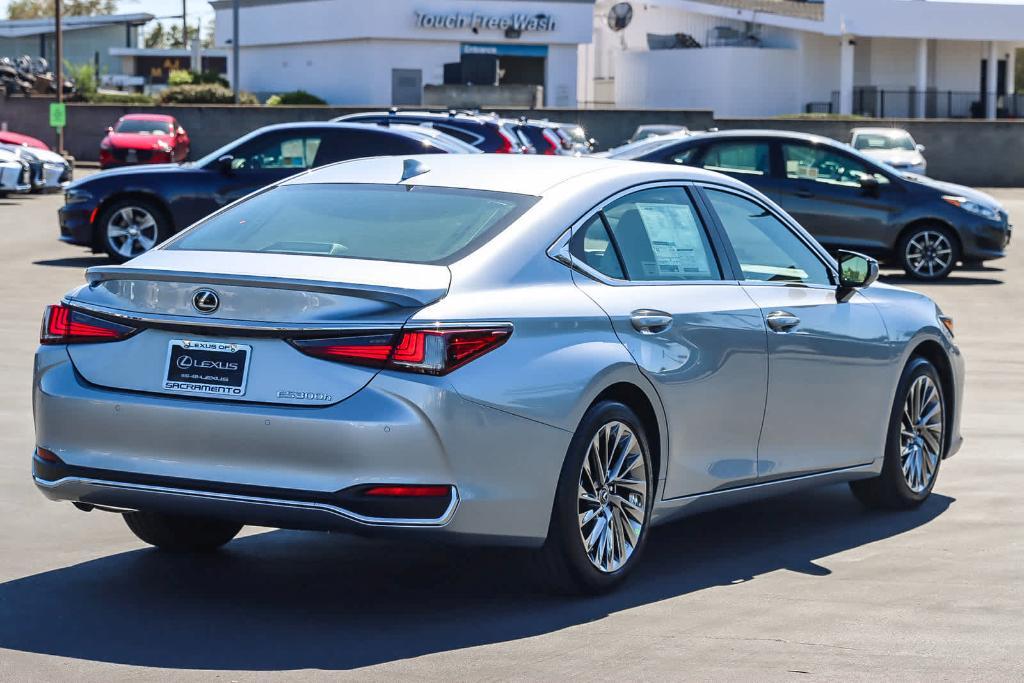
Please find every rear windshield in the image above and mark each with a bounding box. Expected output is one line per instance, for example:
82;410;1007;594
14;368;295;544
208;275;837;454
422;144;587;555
167;183;537;265
116;119;173;135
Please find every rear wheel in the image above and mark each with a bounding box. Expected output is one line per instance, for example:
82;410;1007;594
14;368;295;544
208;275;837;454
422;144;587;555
850;357;946;509
98;198;169;262
899;225;959;280
536;401;653;594
123;511;242;552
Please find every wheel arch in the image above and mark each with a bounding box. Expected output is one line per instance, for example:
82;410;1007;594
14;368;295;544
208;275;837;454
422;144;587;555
908;338;956;457
585;381;667;495
91;191;175;250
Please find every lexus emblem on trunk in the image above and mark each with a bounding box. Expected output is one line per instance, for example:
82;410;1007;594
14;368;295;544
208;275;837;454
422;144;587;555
192;289;220;314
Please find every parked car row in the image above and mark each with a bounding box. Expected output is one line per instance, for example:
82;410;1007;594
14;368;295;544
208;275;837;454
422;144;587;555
0;141;70;195
56;112;1010;280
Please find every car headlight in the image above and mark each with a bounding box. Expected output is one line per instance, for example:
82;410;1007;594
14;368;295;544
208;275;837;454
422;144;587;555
65;188;92;204
942;195;1000;221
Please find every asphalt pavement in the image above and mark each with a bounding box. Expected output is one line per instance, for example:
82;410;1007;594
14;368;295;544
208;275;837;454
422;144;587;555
0;178;1021;680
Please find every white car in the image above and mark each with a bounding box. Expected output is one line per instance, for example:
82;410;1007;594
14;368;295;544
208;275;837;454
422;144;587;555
0;144;70;191
0;147;31;194
851;128;927;176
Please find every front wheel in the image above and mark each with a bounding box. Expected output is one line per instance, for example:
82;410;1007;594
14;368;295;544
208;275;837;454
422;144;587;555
536;401;654;594
850;357;946;509
123;511;243;552
899;225;959;280
97;198;170;263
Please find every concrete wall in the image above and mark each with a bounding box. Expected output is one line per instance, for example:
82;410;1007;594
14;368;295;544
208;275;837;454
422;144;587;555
716;117;1024;187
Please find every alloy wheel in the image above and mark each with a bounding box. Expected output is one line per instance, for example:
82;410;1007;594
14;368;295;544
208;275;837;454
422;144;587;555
900;375;944;493
905;230;953;278
107;206;159;259
577;420;648;573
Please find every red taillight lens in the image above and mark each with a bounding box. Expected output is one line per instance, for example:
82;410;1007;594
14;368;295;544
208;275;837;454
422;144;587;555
495;129;518;154
541;130;560;155
363;485;452;497
290;326;511;375
40;304;137;344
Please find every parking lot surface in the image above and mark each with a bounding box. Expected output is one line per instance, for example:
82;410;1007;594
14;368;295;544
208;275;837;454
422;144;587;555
0;178;1021;680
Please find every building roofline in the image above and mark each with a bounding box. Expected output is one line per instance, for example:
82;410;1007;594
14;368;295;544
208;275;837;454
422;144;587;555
0;12;154;38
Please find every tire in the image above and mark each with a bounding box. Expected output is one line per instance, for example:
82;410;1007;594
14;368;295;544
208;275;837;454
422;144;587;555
123;511;242;552
850;357;946;510
536;401;654;594
898;224;959;281
97;198;170;263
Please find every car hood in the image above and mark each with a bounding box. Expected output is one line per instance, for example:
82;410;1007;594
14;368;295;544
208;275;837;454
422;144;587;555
68;162;194;189
26;148;66;165
862;148;924;167
105;132;176;150
902;173;1003;210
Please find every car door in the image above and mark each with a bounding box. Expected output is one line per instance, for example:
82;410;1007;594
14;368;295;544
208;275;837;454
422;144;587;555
699;185;892;480
774;141;902;253
182;129;330;227
564;184;769;498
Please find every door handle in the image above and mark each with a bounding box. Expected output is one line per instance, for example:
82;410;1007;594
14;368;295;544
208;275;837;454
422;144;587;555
794;190;815;199
766;310;800;332
630;310;673;335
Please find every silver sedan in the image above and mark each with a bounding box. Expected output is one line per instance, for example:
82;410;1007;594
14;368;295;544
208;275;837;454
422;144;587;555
32;155;963;593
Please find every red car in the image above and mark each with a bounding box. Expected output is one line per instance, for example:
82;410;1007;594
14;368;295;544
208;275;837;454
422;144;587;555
0;130;49;150
99;114;190;169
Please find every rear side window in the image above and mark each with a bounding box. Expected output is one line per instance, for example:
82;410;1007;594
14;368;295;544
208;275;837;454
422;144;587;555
167;184;537;265
569;215;625;279
700;142;771;176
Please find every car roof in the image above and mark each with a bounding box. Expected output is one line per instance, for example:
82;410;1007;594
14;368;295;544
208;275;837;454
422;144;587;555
282;154;749;197
682;129;843;146
121;113;175;122
850;127;911;135
335;111;497;124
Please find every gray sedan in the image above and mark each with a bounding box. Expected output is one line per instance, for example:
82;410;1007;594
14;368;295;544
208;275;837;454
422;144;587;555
32;155;963;593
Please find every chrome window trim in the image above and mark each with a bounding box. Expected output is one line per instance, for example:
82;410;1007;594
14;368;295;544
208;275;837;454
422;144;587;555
34;475;461;528
546;180;733;287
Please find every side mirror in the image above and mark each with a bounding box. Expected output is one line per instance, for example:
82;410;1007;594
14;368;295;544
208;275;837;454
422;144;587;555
916;143;926;153
837;249;879;300
177;127;186;137
217;154;235;174
106;126;114;134
860;175;881;196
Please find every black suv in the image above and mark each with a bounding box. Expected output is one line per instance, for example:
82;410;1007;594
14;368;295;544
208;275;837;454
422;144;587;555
608;129;1012;280
60;122;461;262
335;110;524;154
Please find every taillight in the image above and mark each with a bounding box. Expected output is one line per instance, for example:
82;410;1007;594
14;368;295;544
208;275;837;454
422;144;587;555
290;326;511;375
363;485;452;497
495;129;518;154
40;304;137;344
541;130;561;155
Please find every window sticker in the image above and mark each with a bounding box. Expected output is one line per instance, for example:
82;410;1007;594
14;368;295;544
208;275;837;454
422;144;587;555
635;203;712;278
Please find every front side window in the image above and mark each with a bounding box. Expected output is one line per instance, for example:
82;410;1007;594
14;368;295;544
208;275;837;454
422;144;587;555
704;188;832;286
230;134;323;171
782;143;887;189
700;142;771;176
168;184;537;265
582;187;721;282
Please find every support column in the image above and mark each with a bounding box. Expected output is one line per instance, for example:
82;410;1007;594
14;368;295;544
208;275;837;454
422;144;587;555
839;34;855;115
915;38;928;118
986;41;998;120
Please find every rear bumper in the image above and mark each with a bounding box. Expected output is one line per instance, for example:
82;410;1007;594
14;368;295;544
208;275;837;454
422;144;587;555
33;347;570;545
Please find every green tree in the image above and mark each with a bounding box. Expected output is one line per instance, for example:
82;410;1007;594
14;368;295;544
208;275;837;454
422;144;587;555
7;0;117;19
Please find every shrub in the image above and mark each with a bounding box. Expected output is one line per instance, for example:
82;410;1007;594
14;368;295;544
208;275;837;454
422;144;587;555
167;69;193;86
90;92;156;104
156;84;257;105
265;89;326;106
64;62;97;101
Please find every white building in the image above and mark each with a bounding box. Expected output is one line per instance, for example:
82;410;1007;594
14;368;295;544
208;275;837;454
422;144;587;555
211;0;595;106
585;0;1024;118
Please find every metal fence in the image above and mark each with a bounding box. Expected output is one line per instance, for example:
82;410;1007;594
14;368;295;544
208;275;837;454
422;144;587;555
810;89;1024;119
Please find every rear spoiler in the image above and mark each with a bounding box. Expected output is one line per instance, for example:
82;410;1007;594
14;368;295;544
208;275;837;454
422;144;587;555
85;265;446;308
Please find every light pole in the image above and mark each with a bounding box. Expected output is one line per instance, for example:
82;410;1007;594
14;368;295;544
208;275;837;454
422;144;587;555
182;0;188;49
55;0;63;154
232;0;239;104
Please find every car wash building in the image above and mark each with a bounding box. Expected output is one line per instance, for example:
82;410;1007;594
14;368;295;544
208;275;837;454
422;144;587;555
211;0;595;106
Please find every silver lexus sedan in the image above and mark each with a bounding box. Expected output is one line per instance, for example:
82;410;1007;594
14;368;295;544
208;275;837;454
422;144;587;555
33;155;963;593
